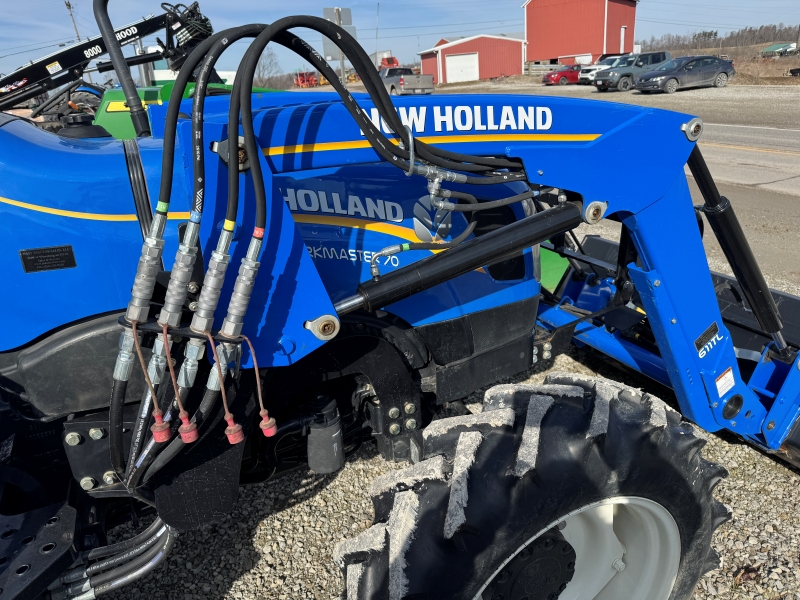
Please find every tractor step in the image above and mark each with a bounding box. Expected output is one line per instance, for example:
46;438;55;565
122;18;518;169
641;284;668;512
0;503;77;599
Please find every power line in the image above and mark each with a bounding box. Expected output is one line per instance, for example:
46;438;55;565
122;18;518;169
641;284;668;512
0;40;75;60
0;37;75;53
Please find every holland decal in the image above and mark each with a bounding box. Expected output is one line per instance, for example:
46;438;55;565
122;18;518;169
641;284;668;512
364;105;553;135
282;188;404;223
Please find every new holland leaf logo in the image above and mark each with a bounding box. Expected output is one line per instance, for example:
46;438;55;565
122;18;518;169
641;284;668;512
413;195;451;243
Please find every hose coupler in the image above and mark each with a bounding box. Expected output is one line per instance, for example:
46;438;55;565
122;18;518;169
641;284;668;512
190;229;233;334
126;213;167;323
219;237;262;338
159;220;201;327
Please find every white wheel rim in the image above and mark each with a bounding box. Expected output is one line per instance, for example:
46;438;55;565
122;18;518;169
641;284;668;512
474;497;681;600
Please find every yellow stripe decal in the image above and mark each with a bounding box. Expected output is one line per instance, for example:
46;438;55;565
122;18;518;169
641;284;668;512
0;196;190;222
264;133;601;157
105;99;162;113
292;214;424;245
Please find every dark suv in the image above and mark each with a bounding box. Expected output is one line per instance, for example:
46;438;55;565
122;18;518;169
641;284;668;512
635;56;736;94
594;51;670;91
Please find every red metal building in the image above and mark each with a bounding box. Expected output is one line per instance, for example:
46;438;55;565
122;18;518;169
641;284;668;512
418;34;525;84
523;0;638;64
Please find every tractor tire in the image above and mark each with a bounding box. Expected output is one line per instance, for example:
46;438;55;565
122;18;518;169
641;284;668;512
335;373;729;600
714;73;728;88
665;78;679;94
617;76;632;91
558;76;568;85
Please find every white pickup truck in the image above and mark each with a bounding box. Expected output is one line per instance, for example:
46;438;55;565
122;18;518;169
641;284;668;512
379;67;435;95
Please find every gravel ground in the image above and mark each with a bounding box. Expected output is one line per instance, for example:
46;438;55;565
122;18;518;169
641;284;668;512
106;347;800;600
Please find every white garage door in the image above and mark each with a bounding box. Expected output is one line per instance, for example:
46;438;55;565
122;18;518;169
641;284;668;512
446;53;479;83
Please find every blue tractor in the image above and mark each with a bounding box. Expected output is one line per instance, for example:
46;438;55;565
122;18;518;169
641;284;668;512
0;3;798;599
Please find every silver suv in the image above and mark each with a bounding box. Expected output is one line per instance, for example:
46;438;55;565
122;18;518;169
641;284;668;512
593;51;671;92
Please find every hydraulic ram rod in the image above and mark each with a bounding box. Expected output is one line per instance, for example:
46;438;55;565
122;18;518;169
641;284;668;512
335;201;584;315
687;146;788;351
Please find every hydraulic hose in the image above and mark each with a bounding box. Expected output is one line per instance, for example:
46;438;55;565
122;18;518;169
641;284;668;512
108;380;127;479
86;524;167;576
193;25;266;219
125;385;186;489
156;30;228;217
142;386;221;484
235;20;525;197
434;190;537;212
275;17;523;174
86;518;164;561
90;528;177;596
92;0;149;136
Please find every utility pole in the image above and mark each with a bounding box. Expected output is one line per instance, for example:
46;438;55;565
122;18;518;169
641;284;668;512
335;7;347;88
375;3;380;68
64;1;92;82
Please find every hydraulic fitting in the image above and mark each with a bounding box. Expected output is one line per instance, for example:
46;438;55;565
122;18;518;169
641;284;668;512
112;329;136;382
220;237;262;338
191;229;233;333
159;220;201;327
126;213;167;323
147;334;171;386
206;344;231;391
177;338;205;388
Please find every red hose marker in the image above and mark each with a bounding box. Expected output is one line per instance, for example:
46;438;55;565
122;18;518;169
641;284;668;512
225;415;245;445
253;227;265;239
178;412;199;443
150;413;171;443
259;409;278;437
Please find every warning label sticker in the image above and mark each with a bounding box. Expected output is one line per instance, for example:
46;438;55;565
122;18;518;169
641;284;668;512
715;367;736;398
45;61;63;75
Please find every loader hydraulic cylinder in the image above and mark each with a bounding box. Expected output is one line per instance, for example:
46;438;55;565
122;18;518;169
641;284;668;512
335;201;583;315
687;146;786;349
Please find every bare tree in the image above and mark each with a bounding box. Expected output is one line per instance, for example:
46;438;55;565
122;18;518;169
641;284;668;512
254;47;285;88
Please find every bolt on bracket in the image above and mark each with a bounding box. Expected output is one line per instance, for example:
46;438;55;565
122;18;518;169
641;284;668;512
304;315;341;341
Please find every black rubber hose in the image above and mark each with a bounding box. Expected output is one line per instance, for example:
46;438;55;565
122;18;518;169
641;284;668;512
125;385;159;479
439;190;536;212
86;523;166;576
126;386;187;490
90;528;176;595
86;518;164;561
156;29;229;216
92;0;149;136
235;20;525;200
273;17;523;173
109;380;128;479
192;25;265;217
142;387;220;483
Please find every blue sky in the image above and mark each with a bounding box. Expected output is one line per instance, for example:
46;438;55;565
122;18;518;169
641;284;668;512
1;0;799;78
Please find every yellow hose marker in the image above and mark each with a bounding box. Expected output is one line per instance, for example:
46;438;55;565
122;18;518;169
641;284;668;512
223;219;236;231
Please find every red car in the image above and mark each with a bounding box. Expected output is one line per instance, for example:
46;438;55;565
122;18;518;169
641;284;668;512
542;65;581;85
